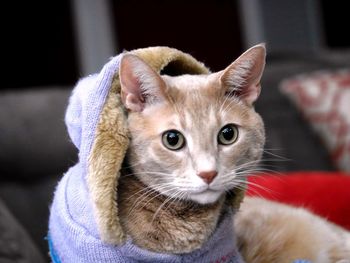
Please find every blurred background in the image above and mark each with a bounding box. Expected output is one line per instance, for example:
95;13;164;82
3;0;350;87
1;0;349;262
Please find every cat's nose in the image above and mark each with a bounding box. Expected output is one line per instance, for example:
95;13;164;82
198;171;218;184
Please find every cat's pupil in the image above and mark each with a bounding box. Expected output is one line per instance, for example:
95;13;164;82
222;127;234;140
167;132;179;146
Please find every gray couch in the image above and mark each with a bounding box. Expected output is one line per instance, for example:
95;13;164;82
257;51;350;171
0;51;349;261
0;88;76;262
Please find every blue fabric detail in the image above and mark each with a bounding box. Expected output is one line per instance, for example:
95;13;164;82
293;260;312;263
47;234;61;263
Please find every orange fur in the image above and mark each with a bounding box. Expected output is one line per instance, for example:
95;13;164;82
235;197;350;263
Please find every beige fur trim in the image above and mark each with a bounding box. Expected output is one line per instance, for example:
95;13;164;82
87;46;245;245
88;75;129;244
131;46;210;75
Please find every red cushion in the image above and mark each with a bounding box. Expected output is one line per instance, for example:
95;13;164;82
247;172;350;230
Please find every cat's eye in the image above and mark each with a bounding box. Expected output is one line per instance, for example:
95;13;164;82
162;130;186;150
218;124;239;145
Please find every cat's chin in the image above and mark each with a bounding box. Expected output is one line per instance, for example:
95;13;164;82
188;190;223;205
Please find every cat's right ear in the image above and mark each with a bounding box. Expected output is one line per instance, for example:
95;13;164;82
119;54;166;112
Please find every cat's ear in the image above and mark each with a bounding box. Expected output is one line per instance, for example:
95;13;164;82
220;43;266;105
119;54;166;112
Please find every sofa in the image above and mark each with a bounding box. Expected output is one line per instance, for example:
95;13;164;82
0;88;76;262
0;50;349;262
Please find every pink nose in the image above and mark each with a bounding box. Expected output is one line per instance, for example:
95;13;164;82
198;171;218;184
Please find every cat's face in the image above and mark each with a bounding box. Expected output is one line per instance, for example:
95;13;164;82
120;45;266;205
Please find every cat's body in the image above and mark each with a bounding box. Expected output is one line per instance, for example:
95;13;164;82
235;197;350;263
118;44;350;262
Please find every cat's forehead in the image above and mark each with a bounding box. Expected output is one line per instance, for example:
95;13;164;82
162;73;219;92
140;72;250;134
161;73;224;110
158;73;247;125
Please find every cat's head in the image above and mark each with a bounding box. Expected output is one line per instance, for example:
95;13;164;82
119;44;266;205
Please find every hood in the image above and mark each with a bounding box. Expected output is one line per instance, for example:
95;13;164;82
65;46;214;244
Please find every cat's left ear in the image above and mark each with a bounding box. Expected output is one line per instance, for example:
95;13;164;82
220;43;266;106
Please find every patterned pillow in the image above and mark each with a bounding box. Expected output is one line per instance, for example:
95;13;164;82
280;69;350;172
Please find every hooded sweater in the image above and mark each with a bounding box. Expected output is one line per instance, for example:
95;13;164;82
48;48;245;263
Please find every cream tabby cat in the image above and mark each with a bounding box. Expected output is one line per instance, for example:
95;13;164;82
118;44;350;262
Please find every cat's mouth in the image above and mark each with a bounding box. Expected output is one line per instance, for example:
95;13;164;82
187;188;223;204
156;184;223;205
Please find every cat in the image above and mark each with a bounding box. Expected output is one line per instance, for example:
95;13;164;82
117;44;350;262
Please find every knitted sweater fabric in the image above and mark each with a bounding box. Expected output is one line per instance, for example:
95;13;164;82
48;53;244;263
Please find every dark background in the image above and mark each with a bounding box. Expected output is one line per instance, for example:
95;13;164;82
3;0;349;90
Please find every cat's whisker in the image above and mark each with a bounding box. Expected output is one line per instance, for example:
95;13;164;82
123;172;178;209
219;97;240;116
218;91;234;114
234;162;280;173
131;184;171;206
164;191;188;217
215;172;275;197
151;189;186;223
236;167;284;177
214;176;248;193
236;168;285;180
225;183;247;194
240;171;286;183
151;190;180;222
226;181;267;201
124;185;154;202
262;147;288;155
234;159;262;170
235;158;287;171
223;183;246;199
242;187;271;200
124;181;175;202
244;180;275;194
126;182;175;215
127;188;160;216
131;184;179;215
263;149;288;159
259;158;289;164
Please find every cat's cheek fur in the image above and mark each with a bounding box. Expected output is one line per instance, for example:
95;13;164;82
133;142;189;197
